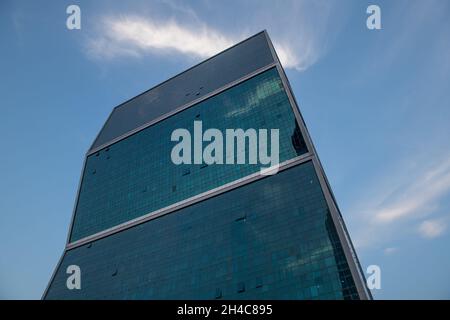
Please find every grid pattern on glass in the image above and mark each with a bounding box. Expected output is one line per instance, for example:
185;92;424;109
46;161;359;300
70;67;308;242
91;31;275;150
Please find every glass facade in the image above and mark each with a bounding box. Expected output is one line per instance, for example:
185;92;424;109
70;68;307;242
46;161;358;300
45;31;367;300
90;32;275;150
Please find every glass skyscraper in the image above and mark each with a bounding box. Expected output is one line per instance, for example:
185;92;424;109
43;31;371;300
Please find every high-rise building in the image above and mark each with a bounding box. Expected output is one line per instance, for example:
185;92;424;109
43;31;371;300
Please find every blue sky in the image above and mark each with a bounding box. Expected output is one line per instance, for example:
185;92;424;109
1;0;449;299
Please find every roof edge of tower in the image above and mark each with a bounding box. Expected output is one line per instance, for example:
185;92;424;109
113;30;269;113
88;30;274;152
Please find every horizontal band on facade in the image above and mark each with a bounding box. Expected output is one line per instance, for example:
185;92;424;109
66;153;314;251
87;62;278;157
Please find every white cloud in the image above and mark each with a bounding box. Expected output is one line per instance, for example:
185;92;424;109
350;156;450;249
373;159;450;224
418;219;447;239
86;16;233;60
272;44;304;70
251;0;344;71
84;1;337;72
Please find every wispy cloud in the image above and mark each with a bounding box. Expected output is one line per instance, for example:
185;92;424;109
343;0;450;252
86;15;302;70
350;156;450;249
242;0;344;71
373;159;450;224
87;16;233;60
84;0;344;71
418;219;447;239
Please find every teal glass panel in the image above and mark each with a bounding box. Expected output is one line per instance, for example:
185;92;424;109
46;161;359;300
70;67;307;242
